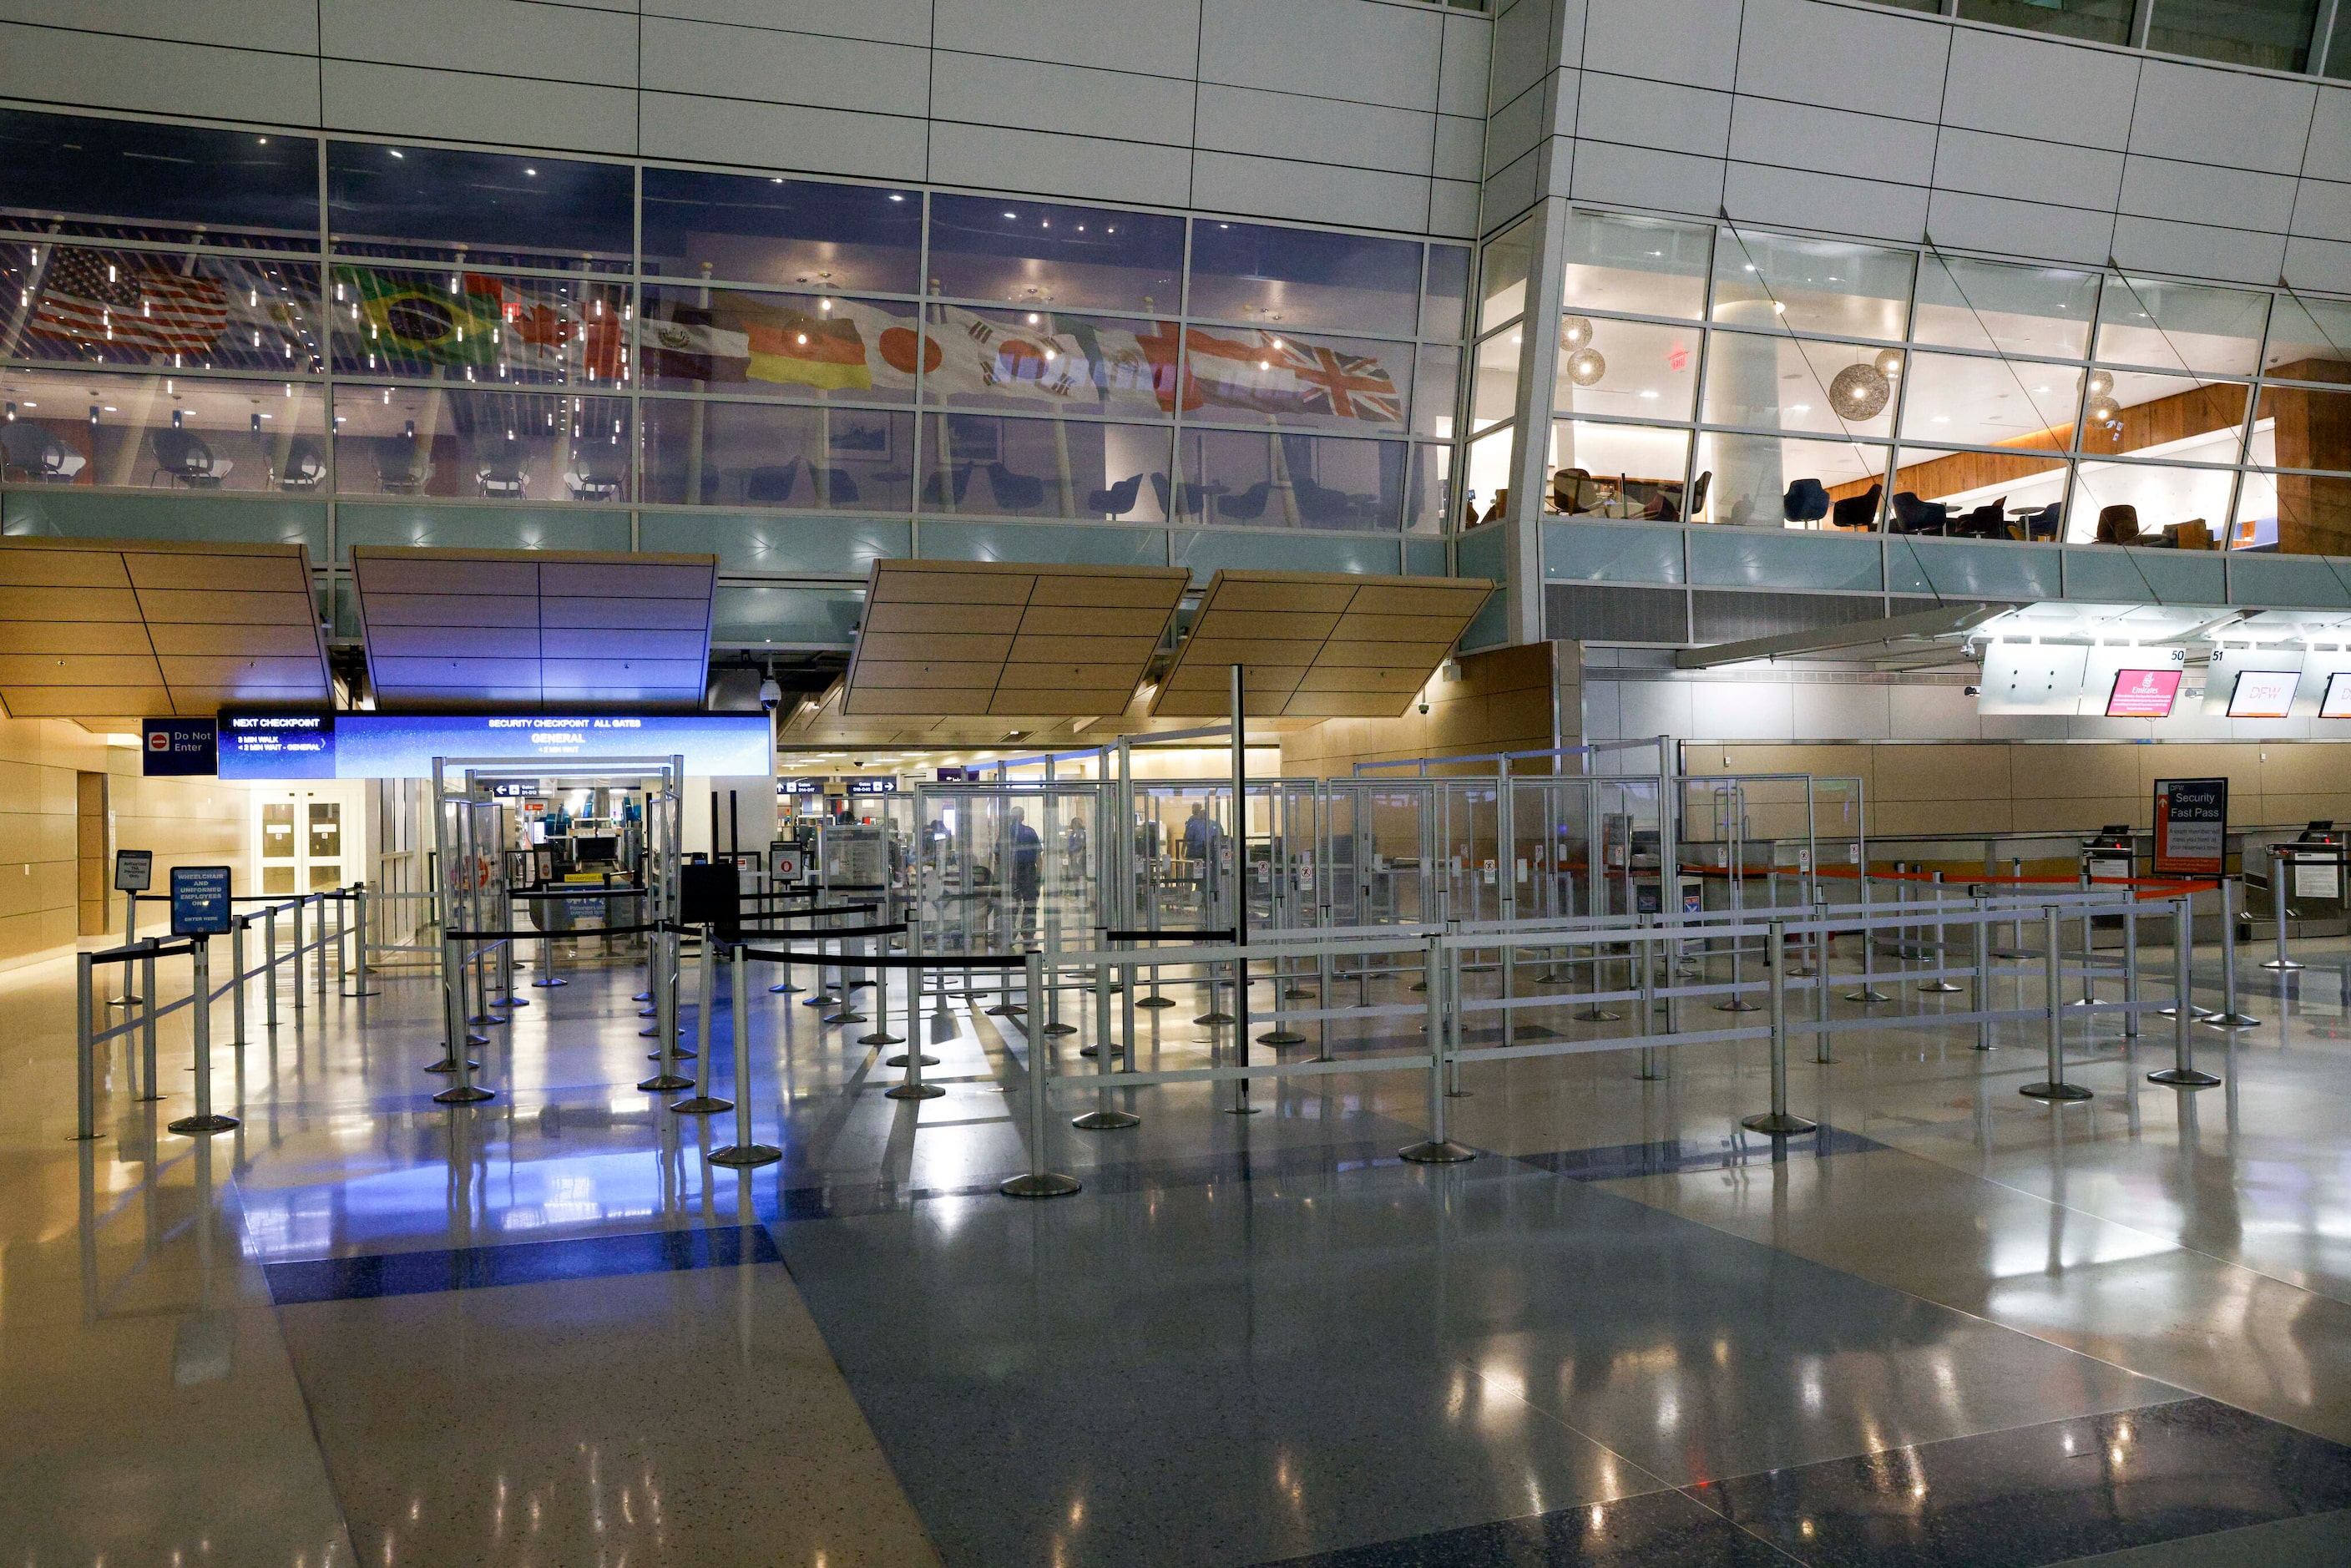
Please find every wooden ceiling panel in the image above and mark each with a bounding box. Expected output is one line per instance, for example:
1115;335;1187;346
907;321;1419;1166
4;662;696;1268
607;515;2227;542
352;547;719;712
0;539;330;726
1149;570;1495;720
842;559;1187;718
852;688;998;716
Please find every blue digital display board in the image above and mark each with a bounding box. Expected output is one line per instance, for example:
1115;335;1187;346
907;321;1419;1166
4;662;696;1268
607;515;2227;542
218;711;773;780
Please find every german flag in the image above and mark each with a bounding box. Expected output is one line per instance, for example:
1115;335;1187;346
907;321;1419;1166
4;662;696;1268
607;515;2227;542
744;306;871;392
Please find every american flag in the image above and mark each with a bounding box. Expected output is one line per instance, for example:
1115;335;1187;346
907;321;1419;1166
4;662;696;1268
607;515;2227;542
28;250;229;356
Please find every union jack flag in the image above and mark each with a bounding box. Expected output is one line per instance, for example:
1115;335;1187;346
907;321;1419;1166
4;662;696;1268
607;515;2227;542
1277;339;1401;425
27;249;229;357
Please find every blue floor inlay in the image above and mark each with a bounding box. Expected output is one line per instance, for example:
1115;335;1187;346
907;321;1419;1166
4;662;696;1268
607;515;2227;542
263;1223;779;1305
1514;1125;1884;1182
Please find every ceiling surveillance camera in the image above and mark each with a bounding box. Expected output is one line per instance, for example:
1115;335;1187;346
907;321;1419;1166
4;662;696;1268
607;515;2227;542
1418;701;1430;715
758;677;783;711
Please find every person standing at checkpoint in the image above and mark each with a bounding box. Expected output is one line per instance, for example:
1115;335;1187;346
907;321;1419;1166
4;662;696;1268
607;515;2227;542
1009;807;1042;946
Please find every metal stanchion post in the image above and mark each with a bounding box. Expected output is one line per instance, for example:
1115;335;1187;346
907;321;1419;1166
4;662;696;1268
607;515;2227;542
1074;929;1138;1129
1813;887;1833;1063
2210;875;2259;1027
318;894;331;1002
74;953;96;1141
1636;918;1664;1080
2151;893;2221;1088
883;912;938;1070
640;924;693;1092
347;884;380;997
291;898;305;1011
265;906;279;1032
1742;919;1816;1136
712;938;782;1166
1001;951;1081;1197
1920;871;1962;992
433;933;493;1104
230;918;248;1048
169;937;238;1135
1400;931;1474;1163
862;921;906;1047
1846;871;1888;1002
138;944;160;1101
1970;887;1992;1052
2264;845;2303;973
884;938;945;1103
2022;905;2092;1102
114;889;139;1008
672;928;734;1114
2122;900;2140;1039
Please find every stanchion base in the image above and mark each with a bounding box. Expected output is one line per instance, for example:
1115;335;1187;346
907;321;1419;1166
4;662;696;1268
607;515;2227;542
1919;981;1964;994
639;1073;694;1092
823;1011;869;1026
634;990;652;1001
167;1113;240;1135
983;1004;1026;1017
1714;999;1762;1013
2261;959;2305;971
883;1052;939;1067
467;1013;503;1025
465;1031;490;1047
670;1094;733;1115
769;982;805;994
710;1142;783;1167
802;994;837;1008
502;995;526;1007
2020;1081;2095;1101
1257;1029;1307;1046
2149;1067;2222;1088
1194;1011;1235;1026
1279;989;1313;1001
1073;1108;1140;1130
341;986;382;999
884;1082;946;1100
1845;989;1891;1003
1635;1069;1667;1081
1398;1138;1476;1164
532;978;569;988
653;1045;697;1060
1573;1009;1622;1022
424;1056;480;1074
1041;1022;1078;1036
2207;1011;2262;1029
1137;995;1176;1009
862;1031;907;1047
1000;1171;1082;1198
1740;1111;1819;1136
432;1085;495;1105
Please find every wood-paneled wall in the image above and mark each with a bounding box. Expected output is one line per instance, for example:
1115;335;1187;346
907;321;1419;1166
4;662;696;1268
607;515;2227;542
1282;642;1563;777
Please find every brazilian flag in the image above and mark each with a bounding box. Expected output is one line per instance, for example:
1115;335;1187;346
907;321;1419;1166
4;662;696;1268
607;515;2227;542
336;265;503;372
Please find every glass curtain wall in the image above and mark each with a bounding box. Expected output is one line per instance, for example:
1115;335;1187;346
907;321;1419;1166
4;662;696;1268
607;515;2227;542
1525;211;2351;554
0;107;1468;564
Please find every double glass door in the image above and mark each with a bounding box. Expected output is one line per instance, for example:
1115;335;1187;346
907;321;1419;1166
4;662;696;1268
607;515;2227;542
260;792;349;895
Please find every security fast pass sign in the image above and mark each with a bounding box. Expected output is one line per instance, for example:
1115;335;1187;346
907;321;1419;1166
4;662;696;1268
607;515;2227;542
2153;777;2227;877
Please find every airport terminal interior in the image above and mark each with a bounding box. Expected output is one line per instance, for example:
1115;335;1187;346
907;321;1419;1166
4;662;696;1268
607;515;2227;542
19;0;2351;1563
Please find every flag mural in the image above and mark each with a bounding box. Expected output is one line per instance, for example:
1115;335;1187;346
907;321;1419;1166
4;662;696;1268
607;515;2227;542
637;295;1405;432
332;266;625;382
8;245;317;369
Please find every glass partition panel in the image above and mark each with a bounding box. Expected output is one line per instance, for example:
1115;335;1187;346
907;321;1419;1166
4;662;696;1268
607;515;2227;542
334;387;629;502
1405;443;1450;533
1186;220;1420;336
2240;471;2351;554
2072;460;2235;544
1558;210;1711;321
2079;371;2247;460
2329;3;2351;78
640;286;918;402
330;266;627;387
1170;427;1405;529
919;412;1173;520
2146;0;2319;72
1464;425;1514;526
1422;244;1471;341
1175;325;1408;435
1479;217;1534;334
1693;432;1890;529
1412;343;1459;438
0;369;326;493
1954;0;2131;43
1545;421;1692;518
1702;331;1898;438
919;304;1176;417
0;110;320;250
2094;276;2270;375
2251;383;2351;473
1911;255;2098;360
1553;316;1701;420
1469;328;1520;430
327;143;631;271
1888;446;2069;539
337;500;629;555
924;195;1182;313
1711;228;1914;341
0;245;321;372
1898;352;2081;446
638;397;911;511
2263;295;2351;383
639;169;922;293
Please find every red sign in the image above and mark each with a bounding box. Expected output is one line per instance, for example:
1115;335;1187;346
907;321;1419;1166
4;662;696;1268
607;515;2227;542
2105;668;2182;718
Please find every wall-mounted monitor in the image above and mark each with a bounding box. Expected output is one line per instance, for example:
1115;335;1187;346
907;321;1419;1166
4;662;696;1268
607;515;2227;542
2323;672;2351;720
2227;670;2301;719
2105;669;2182;718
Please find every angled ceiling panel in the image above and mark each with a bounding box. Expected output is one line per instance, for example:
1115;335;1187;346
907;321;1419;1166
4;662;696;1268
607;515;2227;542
0;537;329;728
842;560;1188;720
1150;570;1495;719
351;547;718;711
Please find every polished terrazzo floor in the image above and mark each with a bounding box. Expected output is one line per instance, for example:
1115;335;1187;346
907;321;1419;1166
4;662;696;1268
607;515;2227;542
10;924;2351;1565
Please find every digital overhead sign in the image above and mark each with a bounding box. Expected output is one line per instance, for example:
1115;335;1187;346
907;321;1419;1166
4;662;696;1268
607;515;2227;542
2323;672;2351;720
2105;669;2182;718
218;711;774;780
2226;670;2301;720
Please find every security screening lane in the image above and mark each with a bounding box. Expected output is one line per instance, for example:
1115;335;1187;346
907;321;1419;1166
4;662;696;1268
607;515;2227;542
18;784;2351;1565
